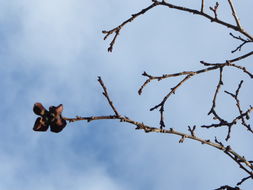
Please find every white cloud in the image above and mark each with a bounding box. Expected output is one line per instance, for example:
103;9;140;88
9;0;89;65
0;150;126;190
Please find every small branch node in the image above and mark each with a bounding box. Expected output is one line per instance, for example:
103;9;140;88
188;125;196;137
209;2;219;19
179;135;186;143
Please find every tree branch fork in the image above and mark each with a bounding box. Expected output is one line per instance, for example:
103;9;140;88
62;76;253;187
34;0;253;189
100;1;253;188
103;0;253;52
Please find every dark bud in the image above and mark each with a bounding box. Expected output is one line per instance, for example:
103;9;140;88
33;117;49;132
33;103;48;116
49;104;67;133
50;118;67;133
49;104;63;117
246;113;250;120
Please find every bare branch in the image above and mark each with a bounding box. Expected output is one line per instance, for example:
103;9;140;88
60;73;253;186
179;135;186;143
139;54;253;96
201;60;253;76
225;62;253;78
69;78;253;169
200;75;253;141
158;1;253;40
225;81;253;133
237;175;252;186
229;33;253;53
201;0;204;13
63;115;118;123
209;2;219;19
208;67;224;116
97;76;120;116
214;185;240;190
224;149;253;179
65;111;253;176
157;1;253;40
188;125;196;137
66;1;253;188
200;51;253;78
150;74;193;129
103;1;253;52
139;66;220;95
102;2;159;52
201;106;253;137
215;137;224;147
228;51;253;63
65;113;253;174
227;0;242;29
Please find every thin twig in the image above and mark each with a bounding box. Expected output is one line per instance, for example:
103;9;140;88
224;81;253;133
229;33;252;53
209;2;219;19
201;51;253;66
215;137;224;147
103;1;253;52
200;69;251;141
139;66;220;95
201;0;204;12
224;149;253;179
200;61;253;78
102;2;159;52
150;74;193;129
227;0;242;29
139;55;253;96
214;185;240;190
237;175;252;186
63;115;118;123
158;1;253;40
98;76;120;116
208;67;224;115
225;61;253;78
188;125;196;137
229;51;253;63
201;106;253;134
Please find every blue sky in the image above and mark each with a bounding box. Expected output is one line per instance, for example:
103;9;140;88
0;0;253;189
